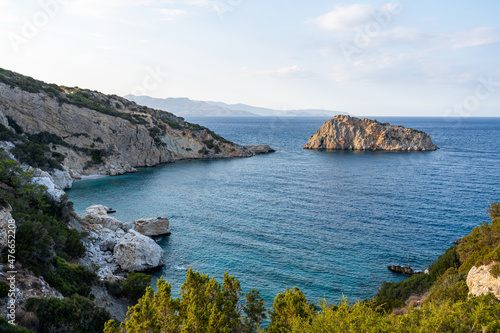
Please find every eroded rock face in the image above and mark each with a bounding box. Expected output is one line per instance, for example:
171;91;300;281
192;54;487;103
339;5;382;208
134;217;171;237
467;262;500;299
31;169;67;203
303;115;438;151
113;230;163;272
0;82;252;177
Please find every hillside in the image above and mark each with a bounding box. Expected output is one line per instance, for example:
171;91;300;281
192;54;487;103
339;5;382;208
125;95;345;117
0;68;254;178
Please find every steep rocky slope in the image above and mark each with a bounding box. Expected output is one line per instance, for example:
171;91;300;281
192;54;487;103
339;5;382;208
0;68;254;177
303;115;438;151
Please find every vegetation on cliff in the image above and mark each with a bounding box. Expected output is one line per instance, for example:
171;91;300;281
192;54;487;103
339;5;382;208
0;151;109;332
0;67;232;145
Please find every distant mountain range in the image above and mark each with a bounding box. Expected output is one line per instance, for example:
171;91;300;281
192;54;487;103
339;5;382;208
125;95;345;117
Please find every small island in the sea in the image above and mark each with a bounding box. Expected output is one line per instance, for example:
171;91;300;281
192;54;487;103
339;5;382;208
303;115;438;151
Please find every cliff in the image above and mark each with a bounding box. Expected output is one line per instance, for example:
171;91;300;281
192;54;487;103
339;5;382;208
303;115;438;151
0;68;254;177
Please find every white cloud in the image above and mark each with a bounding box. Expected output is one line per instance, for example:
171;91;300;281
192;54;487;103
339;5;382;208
313;4;375;31
438;27;500;49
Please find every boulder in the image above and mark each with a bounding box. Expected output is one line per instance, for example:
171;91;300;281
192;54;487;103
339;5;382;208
80;205;124;231
134;217;171;237
466;262;500;300
244;145;276;155
388;265;414;276
113;230;163;272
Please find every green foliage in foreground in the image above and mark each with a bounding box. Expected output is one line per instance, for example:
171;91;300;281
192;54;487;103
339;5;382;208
106;203;500;332
105;269;266;333
26;295;110;333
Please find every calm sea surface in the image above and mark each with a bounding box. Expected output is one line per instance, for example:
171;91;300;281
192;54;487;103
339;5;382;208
67;117;500;305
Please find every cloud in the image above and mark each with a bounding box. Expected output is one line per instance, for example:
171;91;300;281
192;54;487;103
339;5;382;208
438;27;500;49
241;65;305;79
313;4;376;31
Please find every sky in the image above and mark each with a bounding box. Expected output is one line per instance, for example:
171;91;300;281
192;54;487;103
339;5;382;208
1;0;500;116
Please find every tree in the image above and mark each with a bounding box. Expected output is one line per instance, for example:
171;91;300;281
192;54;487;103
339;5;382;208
267;287;316;333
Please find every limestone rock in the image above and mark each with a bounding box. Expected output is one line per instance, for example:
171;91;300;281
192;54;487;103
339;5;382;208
0;203;13;248
466;262;500;300
113;230;164;272
0;79;252;177
303;115;438;151
134;217;171;236
80;205;124;231
48;168;74;190
31;169;67;203
244;145;276;155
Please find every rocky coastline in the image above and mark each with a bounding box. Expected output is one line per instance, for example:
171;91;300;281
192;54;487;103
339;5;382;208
303;115;438;151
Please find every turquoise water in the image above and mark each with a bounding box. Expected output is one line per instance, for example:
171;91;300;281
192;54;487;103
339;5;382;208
67;117;500;305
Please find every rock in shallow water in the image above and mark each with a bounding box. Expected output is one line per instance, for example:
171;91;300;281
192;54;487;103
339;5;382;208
113;230;164;272
134;217;171;237
303;115;438;151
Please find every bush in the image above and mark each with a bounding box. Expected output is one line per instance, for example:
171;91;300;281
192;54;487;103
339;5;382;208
120;272;152;302
0;280;10;297
11;141;63;171
0;317;33;332
44;257;97;297
26;295;110;333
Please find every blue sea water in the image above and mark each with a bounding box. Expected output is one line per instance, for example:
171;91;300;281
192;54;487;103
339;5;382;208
67;116;500;306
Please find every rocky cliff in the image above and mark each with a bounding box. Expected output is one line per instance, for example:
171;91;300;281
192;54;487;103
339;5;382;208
303;115;438;151
0;68;254;177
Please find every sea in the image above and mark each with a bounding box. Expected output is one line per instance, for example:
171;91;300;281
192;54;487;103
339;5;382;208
67;116;500;306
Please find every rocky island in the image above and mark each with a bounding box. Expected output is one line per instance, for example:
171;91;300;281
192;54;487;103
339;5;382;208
303;115;438;151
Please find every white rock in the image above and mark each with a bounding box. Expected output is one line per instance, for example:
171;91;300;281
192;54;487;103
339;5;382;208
49;168;74;190
31;169;67;202
80;205;124;231
134;217;171;237
467;262;500;300
113;230;163;272
0;204;13;248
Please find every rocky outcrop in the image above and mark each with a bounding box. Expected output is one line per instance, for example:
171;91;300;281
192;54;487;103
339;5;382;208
303;115;438;151
134;217;171;237
244;145;276;155
0;69;254;177
80;205;125;231
0;204;13;248
77;206;165;276
466;262;500;300
31;169;68;203
388;265;414;276
114;230;164;272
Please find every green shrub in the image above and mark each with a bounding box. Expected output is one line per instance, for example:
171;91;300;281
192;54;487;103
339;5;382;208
0;280;10;297
120;272;152;302
26;295;110;333
0;317;33;332
11;141;63;171
44;257;97;297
